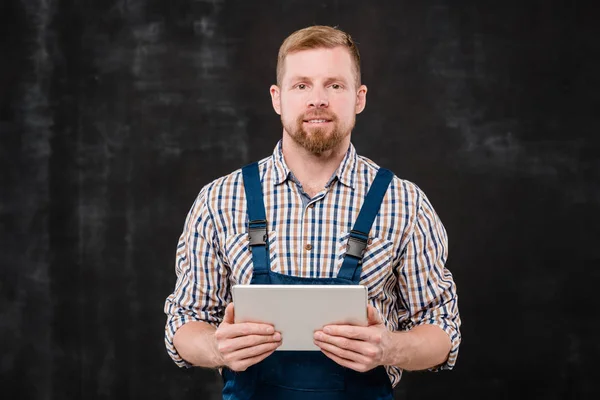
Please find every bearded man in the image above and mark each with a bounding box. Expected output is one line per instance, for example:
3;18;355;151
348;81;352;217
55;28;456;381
164;25;461;400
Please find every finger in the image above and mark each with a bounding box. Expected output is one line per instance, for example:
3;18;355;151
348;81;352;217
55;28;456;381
319;348;370;373
223;303;235;324
226;340;282;363
314;332;379;359
230;345;279;371
367;305;383;325
323;325;373;342
219;332;281;353
219;322;275;339
314;339;372;366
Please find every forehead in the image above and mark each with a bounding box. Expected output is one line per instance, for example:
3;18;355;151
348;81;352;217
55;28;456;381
282;46;355;82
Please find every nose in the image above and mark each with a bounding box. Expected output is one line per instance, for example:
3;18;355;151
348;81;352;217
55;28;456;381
306;87;329;108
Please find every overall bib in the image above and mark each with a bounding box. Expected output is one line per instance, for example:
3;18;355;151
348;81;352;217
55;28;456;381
222;162;395;400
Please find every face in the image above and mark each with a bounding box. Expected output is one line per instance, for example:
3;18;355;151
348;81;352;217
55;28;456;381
270;46;367;154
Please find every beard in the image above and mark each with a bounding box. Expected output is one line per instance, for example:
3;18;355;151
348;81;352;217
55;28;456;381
282;110;354;155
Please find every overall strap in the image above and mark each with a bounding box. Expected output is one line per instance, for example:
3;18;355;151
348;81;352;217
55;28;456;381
241;162;270;284
337;168;394;282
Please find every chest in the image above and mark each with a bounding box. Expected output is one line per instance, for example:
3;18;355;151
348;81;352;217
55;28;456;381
218;181;405;299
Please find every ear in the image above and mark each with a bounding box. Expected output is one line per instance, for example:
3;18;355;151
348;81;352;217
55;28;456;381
270;84;281;115
355;84;368;114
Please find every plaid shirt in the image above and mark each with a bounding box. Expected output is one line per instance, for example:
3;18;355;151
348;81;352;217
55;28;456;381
164;141;461;387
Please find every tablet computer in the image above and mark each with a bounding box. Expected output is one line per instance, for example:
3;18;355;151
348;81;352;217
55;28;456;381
232;284;368;351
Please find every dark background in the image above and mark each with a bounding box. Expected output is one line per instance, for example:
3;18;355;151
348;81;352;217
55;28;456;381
1;0;599;399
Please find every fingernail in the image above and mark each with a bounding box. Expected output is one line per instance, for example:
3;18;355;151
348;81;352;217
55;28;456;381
323;327;331;334
273;332;281;341
314;332;323;340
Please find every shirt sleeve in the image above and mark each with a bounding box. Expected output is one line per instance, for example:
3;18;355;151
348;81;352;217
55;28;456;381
397;189;461;371
163;187;230;367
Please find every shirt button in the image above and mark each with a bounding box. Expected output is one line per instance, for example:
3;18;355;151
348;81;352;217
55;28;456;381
305;244;313;251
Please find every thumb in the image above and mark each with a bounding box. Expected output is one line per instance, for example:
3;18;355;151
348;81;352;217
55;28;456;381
367;305;382;326
223;303;235;324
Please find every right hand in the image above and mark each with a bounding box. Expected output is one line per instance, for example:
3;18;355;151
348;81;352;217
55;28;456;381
214;303;282;371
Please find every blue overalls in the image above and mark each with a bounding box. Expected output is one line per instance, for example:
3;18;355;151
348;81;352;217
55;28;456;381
222;162;395;400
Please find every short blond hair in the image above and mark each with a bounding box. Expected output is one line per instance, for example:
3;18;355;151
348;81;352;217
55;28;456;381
276;25;361;87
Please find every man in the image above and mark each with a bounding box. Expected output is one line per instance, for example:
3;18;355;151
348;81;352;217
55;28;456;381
164;25;461;399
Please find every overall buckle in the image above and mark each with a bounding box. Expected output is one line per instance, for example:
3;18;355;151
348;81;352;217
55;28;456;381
248;220;267;246
346;230;368;258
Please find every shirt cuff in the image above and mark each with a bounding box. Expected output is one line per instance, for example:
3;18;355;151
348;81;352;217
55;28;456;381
416;318;461;372
164;314;218;368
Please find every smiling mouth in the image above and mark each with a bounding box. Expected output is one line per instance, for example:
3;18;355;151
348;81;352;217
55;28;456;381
304;119;331;123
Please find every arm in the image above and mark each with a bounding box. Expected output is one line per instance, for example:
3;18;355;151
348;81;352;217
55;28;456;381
393;191;461;371
314;304;451;372
314;189;460;373
163;190;230;368
172;321;222;368
173;304;282;370
384;323;451;371
164;189;281;370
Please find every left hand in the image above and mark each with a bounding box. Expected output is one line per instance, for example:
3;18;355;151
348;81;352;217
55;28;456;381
313;305;392;372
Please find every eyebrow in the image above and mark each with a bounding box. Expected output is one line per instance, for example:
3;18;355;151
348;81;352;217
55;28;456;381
287;76;311;84
287;76;350;85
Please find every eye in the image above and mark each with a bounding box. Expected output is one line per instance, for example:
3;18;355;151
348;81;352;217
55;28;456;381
331;84;343;90
296;83;307;90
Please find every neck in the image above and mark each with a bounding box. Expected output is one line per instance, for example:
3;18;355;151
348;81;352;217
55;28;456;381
281;131;350;197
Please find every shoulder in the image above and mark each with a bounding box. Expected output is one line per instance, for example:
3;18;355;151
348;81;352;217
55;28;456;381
192;154;272;211
356;154;426;211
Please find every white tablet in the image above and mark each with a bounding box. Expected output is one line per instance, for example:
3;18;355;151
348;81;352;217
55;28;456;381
232;284;368;351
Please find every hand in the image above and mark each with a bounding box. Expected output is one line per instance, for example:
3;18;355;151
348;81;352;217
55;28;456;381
313;305;392;372
214;303;282;371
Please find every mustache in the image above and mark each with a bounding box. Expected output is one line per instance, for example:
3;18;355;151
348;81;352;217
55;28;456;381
300;111;337;121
